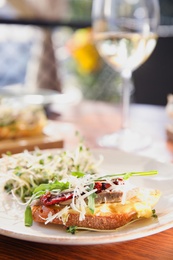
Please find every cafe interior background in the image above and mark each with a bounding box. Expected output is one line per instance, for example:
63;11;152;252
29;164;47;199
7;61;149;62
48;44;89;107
1;2;173;255
0;0;172;110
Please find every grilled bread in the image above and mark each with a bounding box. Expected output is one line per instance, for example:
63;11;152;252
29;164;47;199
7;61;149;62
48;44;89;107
31;184;160;230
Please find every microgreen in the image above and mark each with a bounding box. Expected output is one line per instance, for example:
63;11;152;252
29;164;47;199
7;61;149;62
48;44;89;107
66;226;77;234
96;170;158;181
39;159;44;165
87;183;96;214
71;171;85;178
6;151;12;156
152;209;158;218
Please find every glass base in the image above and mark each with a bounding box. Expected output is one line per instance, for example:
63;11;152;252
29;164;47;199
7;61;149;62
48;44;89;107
98;128;151;152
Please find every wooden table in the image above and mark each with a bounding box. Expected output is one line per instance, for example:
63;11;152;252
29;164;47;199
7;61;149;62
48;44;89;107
1;100;173;260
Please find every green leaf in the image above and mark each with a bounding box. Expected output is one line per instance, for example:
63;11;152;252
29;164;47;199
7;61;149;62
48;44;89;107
71;171;85;178
33;180;70;194
24;206;33;227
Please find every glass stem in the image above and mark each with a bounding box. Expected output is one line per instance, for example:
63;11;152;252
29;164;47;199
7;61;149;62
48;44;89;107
121;70;132;130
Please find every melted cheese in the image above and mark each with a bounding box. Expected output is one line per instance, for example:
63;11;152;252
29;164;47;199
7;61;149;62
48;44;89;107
44;188;161;225
93;188;161;218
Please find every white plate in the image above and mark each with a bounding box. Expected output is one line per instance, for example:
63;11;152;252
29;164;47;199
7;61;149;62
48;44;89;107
0;148;173;245
0;84;81;105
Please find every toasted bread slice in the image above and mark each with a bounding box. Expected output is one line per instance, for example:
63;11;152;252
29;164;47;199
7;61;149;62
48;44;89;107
32;188;160;230
32;205;137;230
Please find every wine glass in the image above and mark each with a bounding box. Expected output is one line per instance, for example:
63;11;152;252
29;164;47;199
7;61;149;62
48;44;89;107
92;0;160;151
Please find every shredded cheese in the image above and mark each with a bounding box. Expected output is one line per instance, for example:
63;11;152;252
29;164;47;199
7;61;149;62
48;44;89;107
44;206;70;225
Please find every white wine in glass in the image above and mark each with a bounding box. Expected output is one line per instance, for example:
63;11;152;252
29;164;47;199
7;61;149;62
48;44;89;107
92;0;160;151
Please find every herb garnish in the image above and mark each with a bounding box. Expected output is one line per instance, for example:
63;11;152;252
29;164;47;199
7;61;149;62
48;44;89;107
152;209;158;218
66;226;77;235
25;205;33;227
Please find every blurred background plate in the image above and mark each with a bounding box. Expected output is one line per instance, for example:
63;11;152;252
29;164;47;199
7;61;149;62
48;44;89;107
0;84;78;105
0;120;64;156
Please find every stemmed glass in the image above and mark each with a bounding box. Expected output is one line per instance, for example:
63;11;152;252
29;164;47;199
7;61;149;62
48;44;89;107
92;0;160;151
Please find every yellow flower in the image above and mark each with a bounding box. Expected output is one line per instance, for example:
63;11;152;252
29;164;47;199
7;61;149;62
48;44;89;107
68;28;102;74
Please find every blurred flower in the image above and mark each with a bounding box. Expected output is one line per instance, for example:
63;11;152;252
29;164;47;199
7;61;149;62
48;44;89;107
67;28;102;74
64;27;121;103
